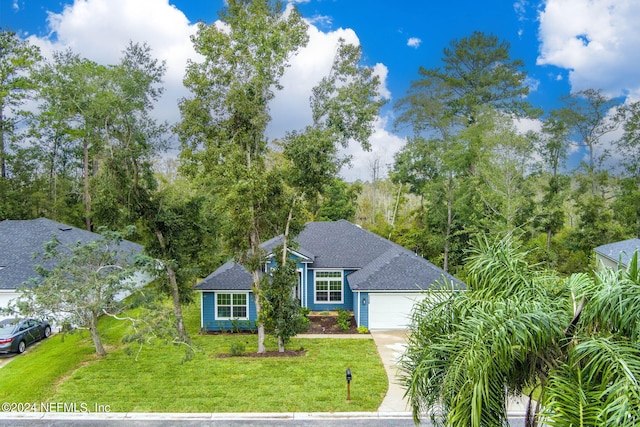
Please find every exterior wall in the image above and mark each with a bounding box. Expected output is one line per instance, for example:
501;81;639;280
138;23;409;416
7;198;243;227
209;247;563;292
0;290;20;320
265;254;309;309
595;254;621;270
200;291;257;331
305;269;354;312
354;291;369;328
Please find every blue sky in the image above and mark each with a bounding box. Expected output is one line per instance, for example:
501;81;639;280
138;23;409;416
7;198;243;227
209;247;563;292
2;0;640;180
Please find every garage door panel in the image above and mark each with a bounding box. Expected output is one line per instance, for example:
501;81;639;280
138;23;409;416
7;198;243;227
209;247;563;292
369;293;426;330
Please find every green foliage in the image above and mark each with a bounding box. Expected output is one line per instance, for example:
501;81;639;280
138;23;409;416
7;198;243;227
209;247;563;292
401;235;640;426
336;309;352;331
316;178;361;221
357;326;369;334
12;231;147;356
262;253;310;348
417;30;537;123
229;342;246;356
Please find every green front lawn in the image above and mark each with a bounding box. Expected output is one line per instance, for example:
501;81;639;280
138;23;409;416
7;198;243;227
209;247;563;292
0;301;387;412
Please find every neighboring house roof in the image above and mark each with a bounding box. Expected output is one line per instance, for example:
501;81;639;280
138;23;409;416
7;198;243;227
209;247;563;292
594;238;640;268
195;219;464;292
0;218;144;291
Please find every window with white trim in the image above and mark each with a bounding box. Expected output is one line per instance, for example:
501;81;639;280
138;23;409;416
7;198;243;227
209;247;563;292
216;293;248;319
315;271;343;303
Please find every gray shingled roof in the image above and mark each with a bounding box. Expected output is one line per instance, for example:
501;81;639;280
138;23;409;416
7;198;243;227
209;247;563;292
594;238;640;268
194;260;253;290
261;234;314;261
0;218;143;290
348;248;463;291
198;219;465;292
296;220;393;269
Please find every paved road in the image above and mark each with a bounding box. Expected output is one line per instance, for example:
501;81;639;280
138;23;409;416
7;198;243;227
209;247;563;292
0;416;528;427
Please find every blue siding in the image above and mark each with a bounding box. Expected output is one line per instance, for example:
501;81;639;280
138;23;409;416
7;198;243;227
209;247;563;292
358;292;369;328
201;291;257;331
306;269;354;312
266;254;308;309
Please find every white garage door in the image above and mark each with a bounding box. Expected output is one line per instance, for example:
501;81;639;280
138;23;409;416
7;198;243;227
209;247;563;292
0;291;21;320
368;293;426;330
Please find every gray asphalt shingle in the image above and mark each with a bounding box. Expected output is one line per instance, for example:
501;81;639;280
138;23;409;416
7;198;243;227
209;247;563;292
594;238;640;268
0;218;143;290
197;219;465;292
194;260;253;291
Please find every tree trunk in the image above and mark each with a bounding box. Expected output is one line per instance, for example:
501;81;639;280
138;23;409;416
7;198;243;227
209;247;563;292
154;229;188;340
443;173;453;272
83;139;92;231
89;312;106;356
250;224;266;354
278;336;284;353
253;269;266;354
0;107;6;179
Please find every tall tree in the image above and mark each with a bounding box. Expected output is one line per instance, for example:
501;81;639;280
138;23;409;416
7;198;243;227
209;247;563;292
178;0;309;353
614;101;640;236
393;31;537;271
34;50;114;230
534;112;571;250
420;30;535;126
178;1;383;352
560;88;620;194
0;30;41;215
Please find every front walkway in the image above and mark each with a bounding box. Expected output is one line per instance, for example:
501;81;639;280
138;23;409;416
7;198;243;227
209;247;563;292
297;330;410;413
370;330;411;413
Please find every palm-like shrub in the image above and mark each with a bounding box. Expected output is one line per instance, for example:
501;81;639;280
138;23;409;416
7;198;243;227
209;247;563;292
401;235;640;426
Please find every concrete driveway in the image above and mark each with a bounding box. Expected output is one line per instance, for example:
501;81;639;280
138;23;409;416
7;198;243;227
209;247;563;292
0;354;14;368
370;330;411;414
370;330;529;417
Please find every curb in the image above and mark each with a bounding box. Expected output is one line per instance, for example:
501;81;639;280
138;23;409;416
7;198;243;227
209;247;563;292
0;410;528;421
0;411;413;421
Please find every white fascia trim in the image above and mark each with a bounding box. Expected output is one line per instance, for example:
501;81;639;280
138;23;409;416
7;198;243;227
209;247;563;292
200;292;204;329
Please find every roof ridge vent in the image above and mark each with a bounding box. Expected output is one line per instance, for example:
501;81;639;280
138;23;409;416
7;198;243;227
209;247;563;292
58;226;72;231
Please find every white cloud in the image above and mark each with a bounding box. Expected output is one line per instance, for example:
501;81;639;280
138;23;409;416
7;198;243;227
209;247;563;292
524;76;540;93
306;14;333;29
267;23;361;138
339;114;405;182
537;0;640;97
372;63;391;100
29;0;198;124
27;0;395;181
407;37;421;48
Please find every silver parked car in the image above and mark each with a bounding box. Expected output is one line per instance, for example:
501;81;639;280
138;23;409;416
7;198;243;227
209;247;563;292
0;318;51;354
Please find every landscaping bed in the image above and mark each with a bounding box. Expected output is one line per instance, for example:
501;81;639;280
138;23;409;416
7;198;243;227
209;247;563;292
307;311;361;334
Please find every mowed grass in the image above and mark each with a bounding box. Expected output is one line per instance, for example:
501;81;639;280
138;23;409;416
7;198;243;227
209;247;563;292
0;300;388;412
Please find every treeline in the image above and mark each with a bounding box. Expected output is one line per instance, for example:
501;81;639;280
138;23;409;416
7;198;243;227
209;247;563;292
2;24;639;286
355;32;639;276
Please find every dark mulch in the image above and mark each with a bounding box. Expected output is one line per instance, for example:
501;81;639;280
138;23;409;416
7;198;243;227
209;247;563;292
215;314;362;358
306;314;360;334
218;349;306;358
